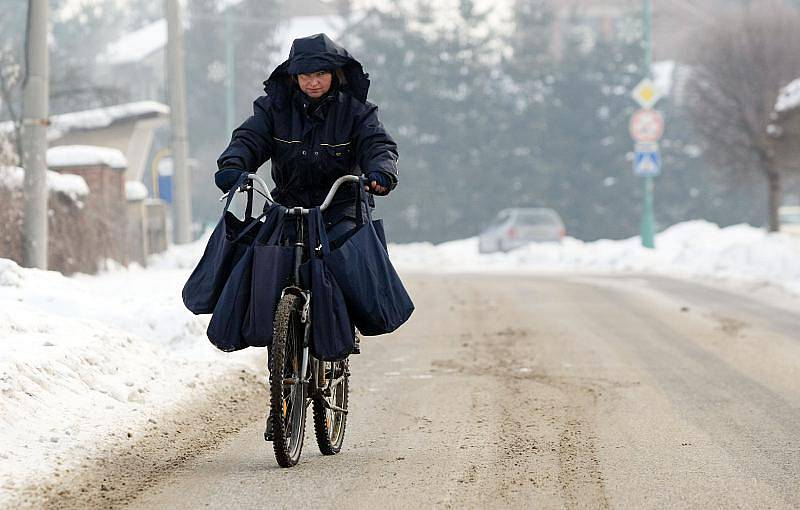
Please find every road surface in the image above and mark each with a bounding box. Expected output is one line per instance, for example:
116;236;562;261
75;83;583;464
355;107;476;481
42;274;800;509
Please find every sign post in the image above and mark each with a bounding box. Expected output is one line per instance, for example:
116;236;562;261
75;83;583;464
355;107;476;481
631;0;658;249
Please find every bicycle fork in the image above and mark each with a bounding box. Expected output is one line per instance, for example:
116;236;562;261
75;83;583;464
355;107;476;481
300;291;311;385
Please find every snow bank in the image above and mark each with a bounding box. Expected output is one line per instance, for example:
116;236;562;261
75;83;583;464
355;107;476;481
0;166;89;200
776;78;800;113
47;145;128;169
0;240;258;503
389;220;800;295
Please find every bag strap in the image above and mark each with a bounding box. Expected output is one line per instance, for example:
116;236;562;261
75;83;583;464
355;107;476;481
254;205;287;246
354;180;363;226
221;172;249;214
222;172;256;220
316;208;332;256
355;178;375;226
229;210;268;244
245;185;253;219
307;208;320;259
307;207;332;259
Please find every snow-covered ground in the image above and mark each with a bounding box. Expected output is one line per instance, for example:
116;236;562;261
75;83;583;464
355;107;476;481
0;240;260;504
1;219;798;502
389;220;800;295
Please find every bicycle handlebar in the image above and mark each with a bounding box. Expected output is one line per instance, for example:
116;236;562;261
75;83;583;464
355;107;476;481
219;174;362;213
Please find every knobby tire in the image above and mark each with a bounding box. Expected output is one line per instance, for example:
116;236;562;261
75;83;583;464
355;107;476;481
312;359;349;455
270;294;306;467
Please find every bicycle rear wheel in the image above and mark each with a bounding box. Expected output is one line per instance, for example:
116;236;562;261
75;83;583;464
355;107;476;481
313;358;349;455
270;294;307;467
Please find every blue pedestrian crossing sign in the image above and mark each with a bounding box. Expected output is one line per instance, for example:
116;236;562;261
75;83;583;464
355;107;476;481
634;143;661;176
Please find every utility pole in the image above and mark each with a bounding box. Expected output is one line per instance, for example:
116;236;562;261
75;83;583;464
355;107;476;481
165;0;192;244
640;0;656;249
21;0;49;269
225;8;236;136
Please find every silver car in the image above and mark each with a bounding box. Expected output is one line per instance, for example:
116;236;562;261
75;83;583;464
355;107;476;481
478;208;566;253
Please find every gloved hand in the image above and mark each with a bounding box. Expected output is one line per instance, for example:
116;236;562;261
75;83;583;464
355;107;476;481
215;168;244;193
364;171;392;196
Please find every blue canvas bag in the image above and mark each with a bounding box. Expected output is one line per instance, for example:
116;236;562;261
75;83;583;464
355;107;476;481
301;208;355;361
324;189;414;336
206;204;285;352
242;208;294;347
182;173;263;315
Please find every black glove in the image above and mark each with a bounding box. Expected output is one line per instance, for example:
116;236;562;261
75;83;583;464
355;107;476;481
366;171;392;196
215;168;244;193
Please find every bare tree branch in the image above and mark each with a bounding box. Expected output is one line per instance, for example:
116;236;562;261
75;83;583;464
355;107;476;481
684;0;800;230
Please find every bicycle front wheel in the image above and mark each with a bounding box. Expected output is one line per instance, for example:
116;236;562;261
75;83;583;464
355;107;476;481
269;294;307;468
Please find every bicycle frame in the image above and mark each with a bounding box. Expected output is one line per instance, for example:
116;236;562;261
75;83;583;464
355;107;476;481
231;173;362;393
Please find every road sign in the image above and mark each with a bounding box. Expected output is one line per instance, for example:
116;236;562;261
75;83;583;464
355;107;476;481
634;142;661;176
631;78;662;108
629;108;664;143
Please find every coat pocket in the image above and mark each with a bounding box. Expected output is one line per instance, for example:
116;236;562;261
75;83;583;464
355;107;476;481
320;141;353;175
272;136;302;164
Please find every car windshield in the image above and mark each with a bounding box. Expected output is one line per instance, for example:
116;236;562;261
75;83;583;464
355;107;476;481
515;211;560;226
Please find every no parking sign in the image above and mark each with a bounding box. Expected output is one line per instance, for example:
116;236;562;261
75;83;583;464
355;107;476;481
629;108;665;143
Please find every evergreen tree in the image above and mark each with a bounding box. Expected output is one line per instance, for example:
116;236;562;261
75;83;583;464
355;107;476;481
498;0;559;218
343;1;504;242
186;0;281;226
540;23;646;240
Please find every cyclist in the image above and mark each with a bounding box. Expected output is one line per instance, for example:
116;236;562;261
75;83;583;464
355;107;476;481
214;33;399;441
215;32;398;242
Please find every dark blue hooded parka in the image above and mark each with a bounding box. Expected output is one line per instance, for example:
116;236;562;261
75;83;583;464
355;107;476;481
216;33;399;226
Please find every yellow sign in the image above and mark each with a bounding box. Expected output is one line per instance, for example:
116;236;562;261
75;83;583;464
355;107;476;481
631;78;662;109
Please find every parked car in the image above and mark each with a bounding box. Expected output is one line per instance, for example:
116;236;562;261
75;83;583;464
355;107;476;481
779;206;800;236
478;208;566;253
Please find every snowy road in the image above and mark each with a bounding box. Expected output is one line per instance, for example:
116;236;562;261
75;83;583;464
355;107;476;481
79;273;800;509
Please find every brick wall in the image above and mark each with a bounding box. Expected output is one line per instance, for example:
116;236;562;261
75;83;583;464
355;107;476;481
0;184;95;274
0;163;128;274
56;164;129;267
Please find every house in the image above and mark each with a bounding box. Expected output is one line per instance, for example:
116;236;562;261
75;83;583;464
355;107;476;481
770;79;800;198
96;19;167;103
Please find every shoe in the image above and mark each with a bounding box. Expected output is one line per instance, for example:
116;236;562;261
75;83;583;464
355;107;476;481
352;334;361;355
264;411;275;441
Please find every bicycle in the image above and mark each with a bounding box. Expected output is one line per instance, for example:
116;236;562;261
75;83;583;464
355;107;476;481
230;173;358;468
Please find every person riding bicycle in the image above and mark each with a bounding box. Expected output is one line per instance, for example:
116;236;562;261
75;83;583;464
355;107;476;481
215;33;398;442
215;33;399;243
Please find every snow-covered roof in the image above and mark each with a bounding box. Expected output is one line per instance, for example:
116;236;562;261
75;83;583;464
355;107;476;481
0;166;90;200
100;19;167;65
0;101;170;141
49;101;170;140
125;181;149;201
776;78;800;114
47;145;128;170
652;60;675;97
273;16;343;58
